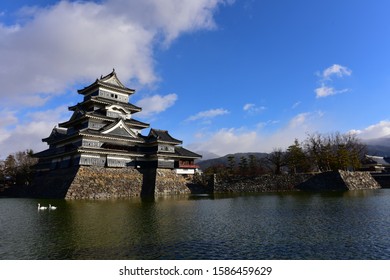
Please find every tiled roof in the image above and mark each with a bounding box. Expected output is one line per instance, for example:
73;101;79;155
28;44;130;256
69;97;142;112
77;147;144;157
33;145;78;158
175;146;202;159
42;127;69;143
148;129;182;144
365;155;390;165
80;129;144;142
90;96;142;112
77;69;135;95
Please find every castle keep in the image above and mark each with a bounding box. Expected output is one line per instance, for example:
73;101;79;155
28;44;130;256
33;70;201;198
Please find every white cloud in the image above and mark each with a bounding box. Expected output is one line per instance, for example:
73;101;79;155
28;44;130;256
243;103;255;111
292;101;301;109
256;120;279;129
0;0;231;156
189;128;260;155
135;93;177;117
243;103;266;114
0;0;230;107
315;85;349;98
106;0;228;45
0;110;18;145
322;64;352;80
288;112;310;128
0;106;70;158
188;111;324;155
186;108;229;121
349;120;390;139
0;109;18;128
315;64;352;98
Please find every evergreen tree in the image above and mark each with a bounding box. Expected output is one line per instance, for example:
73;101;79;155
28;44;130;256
227;155;236;175
238;156;248;175
286;139;310;174
248;154;258;175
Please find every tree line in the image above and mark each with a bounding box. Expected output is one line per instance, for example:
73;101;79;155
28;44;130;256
204;132;367;176
0;150;37;187
0;131;367;185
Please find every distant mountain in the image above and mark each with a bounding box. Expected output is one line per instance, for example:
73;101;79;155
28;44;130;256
197;152;269;170
195;135;390;170
194;150;220;162
364;135;390;156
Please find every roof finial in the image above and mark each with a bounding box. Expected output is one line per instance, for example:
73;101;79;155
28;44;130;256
112;68;116;73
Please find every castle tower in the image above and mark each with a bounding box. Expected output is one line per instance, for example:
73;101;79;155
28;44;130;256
34;70;201;174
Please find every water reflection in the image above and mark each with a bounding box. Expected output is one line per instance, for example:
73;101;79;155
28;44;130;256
1;190;390;259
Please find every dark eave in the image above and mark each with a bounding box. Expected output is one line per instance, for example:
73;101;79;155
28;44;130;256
90;96;142;112
59;112;149;129
148;129;182;144
174;146;202;159
77;147;144;158
33;146;78;159
69;96;142;113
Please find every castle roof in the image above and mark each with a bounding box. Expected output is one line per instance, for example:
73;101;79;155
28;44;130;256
364;155;390;166
147;129;182;144
59;110;149;129
79;128;144;143
69;96;142;113
77;69;135;96
174;146;202;159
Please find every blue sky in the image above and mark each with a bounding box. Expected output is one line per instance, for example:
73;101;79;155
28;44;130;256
1;0;390;158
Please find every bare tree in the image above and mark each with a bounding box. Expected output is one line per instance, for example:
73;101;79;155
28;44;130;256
304;132;366;171
266;148;286;174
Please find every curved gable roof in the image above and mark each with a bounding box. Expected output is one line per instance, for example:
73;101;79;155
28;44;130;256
148;128;182;144
77;69;135;96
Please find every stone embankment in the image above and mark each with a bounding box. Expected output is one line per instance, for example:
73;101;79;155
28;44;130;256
66;166;143;199
66;167;192;199
1;167;382;199
29;166;192;199
212;170;381;193
212;174;312;193
296;170;381;191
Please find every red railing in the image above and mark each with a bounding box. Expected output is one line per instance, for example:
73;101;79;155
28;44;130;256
178;164;199;169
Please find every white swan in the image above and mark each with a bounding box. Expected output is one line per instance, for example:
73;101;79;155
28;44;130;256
49;204;57;210
38;203;47;210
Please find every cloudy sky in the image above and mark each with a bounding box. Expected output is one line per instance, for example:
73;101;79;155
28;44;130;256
1;0;390;158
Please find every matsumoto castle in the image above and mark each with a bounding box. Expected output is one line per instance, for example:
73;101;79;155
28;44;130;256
34;70;201;175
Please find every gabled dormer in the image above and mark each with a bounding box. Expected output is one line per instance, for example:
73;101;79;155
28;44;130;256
101;119;139;138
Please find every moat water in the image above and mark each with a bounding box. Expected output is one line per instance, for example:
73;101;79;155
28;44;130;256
1;189;389;260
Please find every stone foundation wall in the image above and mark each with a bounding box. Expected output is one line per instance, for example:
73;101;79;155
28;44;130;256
29;166;192;199
339;170;381;190
213;174;312;193
213;171;381;193
66;166;143;199
15;167;383;199
154;169;191;195
30;166;80;198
